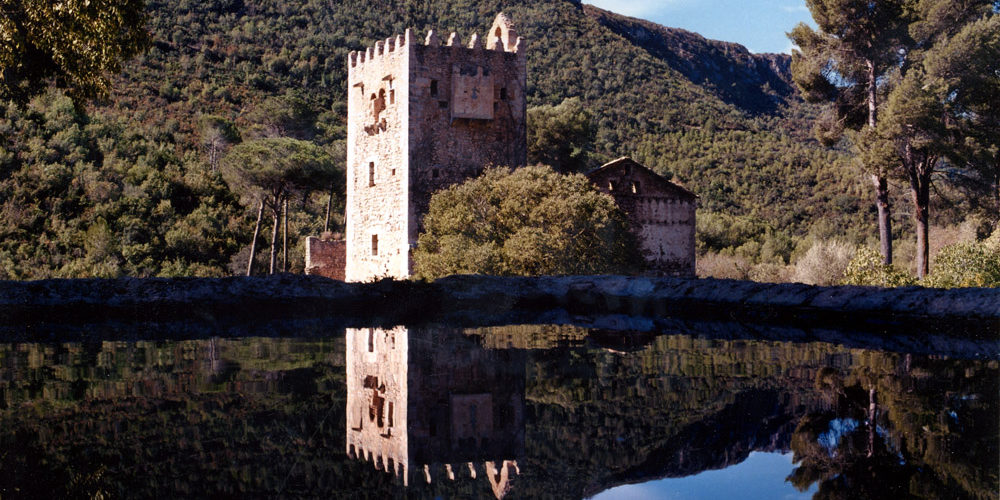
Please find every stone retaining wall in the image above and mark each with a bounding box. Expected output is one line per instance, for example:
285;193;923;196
0;275;996;341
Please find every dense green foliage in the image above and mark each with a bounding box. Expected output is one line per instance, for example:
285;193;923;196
0;0;989;280
0;0;150;105
923;230;1000;288
527;97;597;173
791;0;999;277
414;166;638;278
841;246;918;287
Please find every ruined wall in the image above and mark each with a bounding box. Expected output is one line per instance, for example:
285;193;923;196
633;197;696;277
304;237;346;280
345;33;412;282
345;14;526;282
588;159;697;277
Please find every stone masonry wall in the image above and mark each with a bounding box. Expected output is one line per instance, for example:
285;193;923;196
406;28;527;245
345;32;412;282
345;14;526;282
304;237;346;280
588;160;697;277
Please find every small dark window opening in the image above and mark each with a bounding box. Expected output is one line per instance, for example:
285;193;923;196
391;168;396;176
371;234;379;256
500;87;508;100
430;79;438;97
438;100;448;108
368;162;375;186
432;168;440;179
367;328;374;352
389;89;395;104
388;402;394;427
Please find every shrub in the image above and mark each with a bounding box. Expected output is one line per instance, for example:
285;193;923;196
924;232;1000;288
841;246;917;287
413;165;639;279
792;240;856;285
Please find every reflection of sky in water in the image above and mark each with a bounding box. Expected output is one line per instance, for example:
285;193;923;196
589;452;816;500
817;418;859;454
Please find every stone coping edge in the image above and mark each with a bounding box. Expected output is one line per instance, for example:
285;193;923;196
0;274;997;337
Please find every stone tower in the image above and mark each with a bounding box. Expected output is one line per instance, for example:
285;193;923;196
345;14;528;282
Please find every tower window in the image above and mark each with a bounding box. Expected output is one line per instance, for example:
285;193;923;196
432;168;440;179
430;79;438;97
389;89;395;104
500;87;507;100
631;181;640;194
371;234;379;256
369;162;375;186
367;327;374;352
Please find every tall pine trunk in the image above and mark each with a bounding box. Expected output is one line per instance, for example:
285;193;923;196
905;145;934;279
282;198;288;273
874;175;893;265
867;59;893;266
269;209;279;275
247;200;264;276
324;182;334;233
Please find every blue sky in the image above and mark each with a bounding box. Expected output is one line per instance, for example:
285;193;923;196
590;452;817;500
584;0;817;54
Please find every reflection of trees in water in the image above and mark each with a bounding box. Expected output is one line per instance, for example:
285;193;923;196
789;355;999;500
0;332;995;498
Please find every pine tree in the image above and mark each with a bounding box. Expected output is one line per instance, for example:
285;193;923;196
789;0;910;265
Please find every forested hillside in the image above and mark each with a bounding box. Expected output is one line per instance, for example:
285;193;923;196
0;0;976;279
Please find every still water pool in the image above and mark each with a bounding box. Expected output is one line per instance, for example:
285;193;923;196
0;323;996;498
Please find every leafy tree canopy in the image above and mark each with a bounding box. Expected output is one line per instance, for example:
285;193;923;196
527;97;598;173
0;0;150;106
413;165;639;279
221;137;340;211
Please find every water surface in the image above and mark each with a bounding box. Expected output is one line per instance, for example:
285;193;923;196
0;323;996;499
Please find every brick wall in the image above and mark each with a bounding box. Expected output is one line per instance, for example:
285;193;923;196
305;237;346;281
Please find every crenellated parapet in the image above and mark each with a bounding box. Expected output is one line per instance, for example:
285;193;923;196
347;12;525;73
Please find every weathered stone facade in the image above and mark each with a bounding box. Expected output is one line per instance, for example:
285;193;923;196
345;14;528;282
587;157;697;277
345;326;525;496
304;237;346;280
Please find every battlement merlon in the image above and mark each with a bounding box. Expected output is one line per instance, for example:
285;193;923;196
348;13;524;71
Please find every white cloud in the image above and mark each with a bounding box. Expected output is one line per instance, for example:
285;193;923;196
781;5;809;13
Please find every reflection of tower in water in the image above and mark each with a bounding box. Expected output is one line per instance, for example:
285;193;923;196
345;326;525;498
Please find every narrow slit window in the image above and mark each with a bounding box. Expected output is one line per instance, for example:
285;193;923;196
371;234;378;256
432;168;440;179
631;181;640;194
500;87;507;100
389;89;395;104
367;327;374;352
430;79;438;97
369;162;375;187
